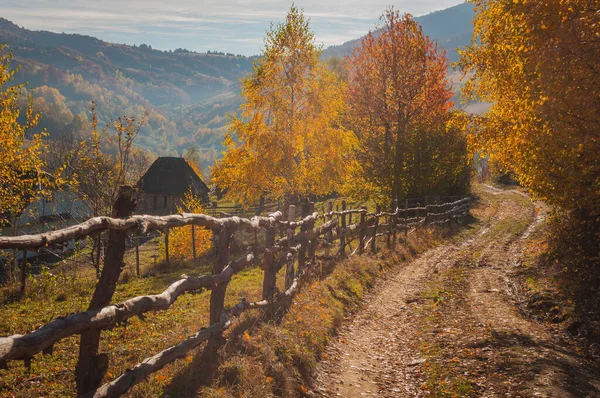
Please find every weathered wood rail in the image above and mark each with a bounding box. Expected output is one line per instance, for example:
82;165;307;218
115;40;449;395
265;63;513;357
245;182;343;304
0;193;470;397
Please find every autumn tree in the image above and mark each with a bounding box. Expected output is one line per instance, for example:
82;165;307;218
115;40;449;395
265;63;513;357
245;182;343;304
212;6;356;206
184;146;205;180
162;188;212;261
0;46;66;282
345;10;461;205
68;104;149;274
459;0;600;225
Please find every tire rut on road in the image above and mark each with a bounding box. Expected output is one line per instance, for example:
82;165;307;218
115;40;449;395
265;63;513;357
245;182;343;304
314;187;600;397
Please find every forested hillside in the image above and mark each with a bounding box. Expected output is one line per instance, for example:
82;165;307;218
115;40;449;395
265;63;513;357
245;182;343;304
0;3;474;167
0;17;254;164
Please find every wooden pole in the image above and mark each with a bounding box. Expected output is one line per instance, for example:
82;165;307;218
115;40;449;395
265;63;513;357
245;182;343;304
164;230;170;265
20;249;27;293
94;235;102;278
76;186;136;395
405;199;409;238
210;228;230;326
425;197;430;227
261;227;276;300
386;204;392;250
359;206;366;254
191;224;197;260
325;202;333;258
298;200;310;272
392;199;398;247
206;226;230;357
285;205;296;290
307;201;316;264
135;236;140;277
371;204;380;254
340;200;346;257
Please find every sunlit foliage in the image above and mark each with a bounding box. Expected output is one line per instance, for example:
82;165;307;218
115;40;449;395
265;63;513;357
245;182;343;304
212;6;357;206
345;10;465;204
459;0;600;222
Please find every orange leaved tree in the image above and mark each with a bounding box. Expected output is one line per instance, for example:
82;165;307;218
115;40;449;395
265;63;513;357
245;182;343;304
345;10;457;204
459;0;600;224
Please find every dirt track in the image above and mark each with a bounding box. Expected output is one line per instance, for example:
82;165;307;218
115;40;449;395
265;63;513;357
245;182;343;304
315;186;600;397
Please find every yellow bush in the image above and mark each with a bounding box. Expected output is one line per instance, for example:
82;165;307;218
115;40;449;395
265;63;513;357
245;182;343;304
166;189;212;261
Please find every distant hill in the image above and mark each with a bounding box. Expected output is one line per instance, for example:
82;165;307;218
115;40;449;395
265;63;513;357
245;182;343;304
0;17;255;164
0;3;476;166
322;2;475;63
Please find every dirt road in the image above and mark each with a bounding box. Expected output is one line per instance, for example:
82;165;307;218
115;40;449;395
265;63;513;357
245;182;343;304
315;186;600;397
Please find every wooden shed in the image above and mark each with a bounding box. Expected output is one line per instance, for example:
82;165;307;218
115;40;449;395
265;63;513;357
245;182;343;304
136;157;209;215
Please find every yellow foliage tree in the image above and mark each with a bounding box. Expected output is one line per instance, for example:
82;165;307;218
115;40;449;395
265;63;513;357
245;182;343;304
459;0;600;221
212;6;356;206
166;188;212;261
0;47;59;223
0;45;65;282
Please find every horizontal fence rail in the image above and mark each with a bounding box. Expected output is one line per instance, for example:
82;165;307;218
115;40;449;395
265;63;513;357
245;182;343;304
0;192;470;397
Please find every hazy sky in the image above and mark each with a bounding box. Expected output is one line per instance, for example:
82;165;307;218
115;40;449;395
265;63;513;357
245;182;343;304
2;0;464;55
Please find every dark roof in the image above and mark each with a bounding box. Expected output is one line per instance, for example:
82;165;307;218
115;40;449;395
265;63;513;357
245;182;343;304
137;157;209;197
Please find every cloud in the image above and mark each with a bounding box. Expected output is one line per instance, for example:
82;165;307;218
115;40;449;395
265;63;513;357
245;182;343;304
1;0;464;55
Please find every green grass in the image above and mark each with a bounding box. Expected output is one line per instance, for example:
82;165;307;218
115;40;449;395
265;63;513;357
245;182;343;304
0;192;454;397
0;239;268;398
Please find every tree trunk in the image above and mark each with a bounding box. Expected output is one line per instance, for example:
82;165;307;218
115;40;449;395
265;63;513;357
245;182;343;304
76;186;136;396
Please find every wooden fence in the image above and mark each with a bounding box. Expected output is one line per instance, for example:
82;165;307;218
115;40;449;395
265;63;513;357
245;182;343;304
0;188;470;397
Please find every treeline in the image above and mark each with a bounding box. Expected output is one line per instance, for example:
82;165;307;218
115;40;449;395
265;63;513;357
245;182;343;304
212;7;470;208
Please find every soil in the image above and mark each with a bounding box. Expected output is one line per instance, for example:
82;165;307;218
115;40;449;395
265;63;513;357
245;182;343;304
314;186;600;397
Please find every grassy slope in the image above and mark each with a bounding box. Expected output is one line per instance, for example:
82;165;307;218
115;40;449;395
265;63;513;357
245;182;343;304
0;197;428;397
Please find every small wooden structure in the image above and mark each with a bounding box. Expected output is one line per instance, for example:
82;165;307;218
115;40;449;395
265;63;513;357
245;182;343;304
136;157;209;215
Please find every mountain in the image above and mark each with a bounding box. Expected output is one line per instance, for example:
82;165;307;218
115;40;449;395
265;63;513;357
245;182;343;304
0;17;255;165
322;2;475;63
0;3;475;166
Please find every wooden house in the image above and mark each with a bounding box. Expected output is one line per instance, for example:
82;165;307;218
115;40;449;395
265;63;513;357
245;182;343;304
136;157;210;215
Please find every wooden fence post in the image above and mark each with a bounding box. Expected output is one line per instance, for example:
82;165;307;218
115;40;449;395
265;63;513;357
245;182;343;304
76;186;136;395
307;201;316;264
94;235;102;278
191;224;197;260
404;200;409;238
425;196;431;227
164;230;170;265
386;205;392;250
208;226;230;349
340;200;346;257
262;227;276;300
298;200;310;272
285;205;296;290
371;204;380;254
135;236;140;277
20;249;27;293
392;199;398;247
325;202;333;258
359;206;366;254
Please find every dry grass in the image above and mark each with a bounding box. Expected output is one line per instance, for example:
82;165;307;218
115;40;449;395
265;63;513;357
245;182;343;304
0;197;456;397
187;231;449;398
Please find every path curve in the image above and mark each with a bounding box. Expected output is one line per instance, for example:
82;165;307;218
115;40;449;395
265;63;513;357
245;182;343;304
314;187;600;397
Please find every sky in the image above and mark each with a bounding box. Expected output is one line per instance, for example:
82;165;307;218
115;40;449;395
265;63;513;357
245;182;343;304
1;0;464;56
